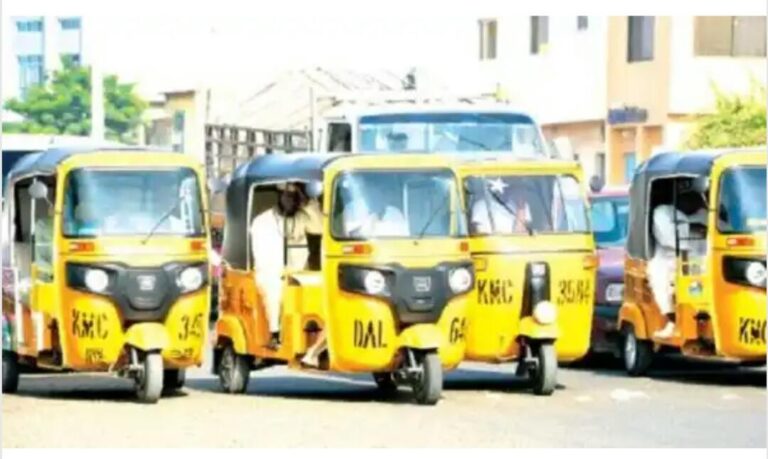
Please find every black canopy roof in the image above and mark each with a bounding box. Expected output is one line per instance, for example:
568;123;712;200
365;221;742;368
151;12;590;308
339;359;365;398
223;153;343;269
633;149;730;180
5;146;168;183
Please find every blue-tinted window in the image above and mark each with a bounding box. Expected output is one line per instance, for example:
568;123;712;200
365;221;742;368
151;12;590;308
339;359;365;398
16;19;43;32
623;152;636;184
18;55;44;98
59;17;81;30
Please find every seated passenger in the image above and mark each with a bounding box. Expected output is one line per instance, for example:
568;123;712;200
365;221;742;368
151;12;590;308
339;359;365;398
341;182;409;238
470;178;531;234
647;191;708;339
250;183;314;350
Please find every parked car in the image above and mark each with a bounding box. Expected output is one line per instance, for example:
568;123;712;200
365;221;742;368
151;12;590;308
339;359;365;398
589;184;630;356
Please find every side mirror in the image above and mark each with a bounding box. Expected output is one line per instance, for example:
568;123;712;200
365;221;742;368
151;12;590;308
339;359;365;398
304;180;323;199
589;175;605;194
29;180;49;201
693;176;710;194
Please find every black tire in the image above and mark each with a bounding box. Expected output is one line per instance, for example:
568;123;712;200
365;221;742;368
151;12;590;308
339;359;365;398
162;369;186;395
412;352;442;405
2;351;20;394
372;372;398;395
135;352;163;404
218;344;250;394
531;342;557;396
623;325;654;376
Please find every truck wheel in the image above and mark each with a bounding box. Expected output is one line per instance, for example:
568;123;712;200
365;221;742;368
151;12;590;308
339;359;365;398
218;344;250;394
135;352;163;404
531;342;557;396
412;352;442;405
372;372;398;395
623;325;653;376
2;351;20;394
162;369;186;395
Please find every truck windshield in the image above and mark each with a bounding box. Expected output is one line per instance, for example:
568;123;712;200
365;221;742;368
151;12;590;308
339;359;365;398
331;169;466;240
62;168;204;238
590;196;629;248
718;166;767;234
358;112;545;156
465;174;590;236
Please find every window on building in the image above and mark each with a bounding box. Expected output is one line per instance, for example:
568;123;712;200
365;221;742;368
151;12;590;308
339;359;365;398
623;152;637;184
61;54;81;66
695;16;767;57
59;17;82;30
577;16;589;31
627;16;655;62
531;16;549;54
595;152;606;181
479;19;498;60
18;55;44;98
16;18;43;32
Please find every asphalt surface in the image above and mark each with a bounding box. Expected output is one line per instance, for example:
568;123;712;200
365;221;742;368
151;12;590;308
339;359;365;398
2;352;765;448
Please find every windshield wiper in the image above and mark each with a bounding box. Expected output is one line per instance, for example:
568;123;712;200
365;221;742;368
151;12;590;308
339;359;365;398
487;189;534;236
142;195;185;245
417;194;451;239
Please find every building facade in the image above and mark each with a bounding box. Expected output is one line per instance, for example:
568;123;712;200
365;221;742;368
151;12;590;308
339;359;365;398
473;15;766;185
2;15;84;101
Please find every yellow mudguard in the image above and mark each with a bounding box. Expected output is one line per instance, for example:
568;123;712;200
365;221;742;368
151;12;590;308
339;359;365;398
618;302;648;339
215;314;248;354
398;324;442;350
124;323;170;352
518;317;559;340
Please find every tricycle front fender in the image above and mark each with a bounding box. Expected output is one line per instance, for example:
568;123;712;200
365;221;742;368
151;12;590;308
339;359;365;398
215;314;248;354
398;324;442;350
124;323;170;352
518;316;559;341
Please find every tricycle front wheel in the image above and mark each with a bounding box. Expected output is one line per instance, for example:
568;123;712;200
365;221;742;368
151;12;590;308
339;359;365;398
2;351;19;394
531;342;557;396
135;351;163;404
411;351;442;405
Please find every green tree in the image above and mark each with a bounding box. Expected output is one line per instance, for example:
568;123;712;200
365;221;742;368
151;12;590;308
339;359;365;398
685;82;766;149
3;57;147;143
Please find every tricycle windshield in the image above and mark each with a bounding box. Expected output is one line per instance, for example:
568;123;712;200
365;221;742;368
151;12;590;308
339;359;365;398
465;174;590;236
358;112;545;156
590;195;629;248
331;169;467;239
62;167;204;238
718;166;767;234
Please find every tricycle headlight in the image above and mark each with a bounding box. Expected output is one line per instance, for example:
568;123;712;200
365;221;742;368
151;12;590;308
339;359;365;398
605;283;624;304
178;266;204;293
363;270;387;295
448;267;472;294
84;269;109;293
533;300;557;325
745;262;766;287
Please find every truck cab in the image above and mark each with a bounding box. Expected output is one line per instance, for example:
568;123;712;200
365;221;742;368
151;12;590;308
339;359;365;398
316;103;552;158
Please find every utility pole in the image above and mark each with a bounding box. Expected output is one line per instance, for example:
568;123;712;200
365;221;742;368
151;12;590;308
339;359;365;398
89;16;105;141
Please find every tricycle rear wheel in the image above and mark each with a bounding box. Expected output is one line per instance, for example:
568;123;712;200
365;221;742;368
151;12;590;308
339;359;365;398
622;324;653;376
2;351;19;393
411;352;442;405
372;372;398;395
218;344;250;394
531;342;557;396
162;369;186;395
135;351;163;404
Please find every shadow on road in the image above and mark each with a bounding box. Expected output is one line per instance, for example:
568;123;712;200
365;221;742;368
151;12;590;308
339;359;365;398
9;374;192;403
186;374;421;404
565;353;766;388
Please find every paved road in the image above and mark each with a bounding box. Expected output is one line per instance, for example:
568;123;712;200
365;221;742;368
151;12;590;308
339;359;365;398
3;354;765;448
